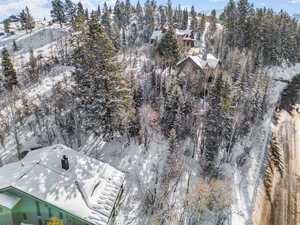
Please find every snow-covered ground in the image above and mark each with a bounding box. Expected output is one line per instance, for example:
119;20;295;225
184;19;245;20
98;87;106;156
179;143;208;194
0;24;69;53
0;65;73;163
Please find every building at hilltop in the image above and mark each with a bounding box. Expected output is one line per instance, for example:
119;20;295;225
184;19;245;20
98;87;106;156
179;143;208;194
0;145;125;225
150;28;199;48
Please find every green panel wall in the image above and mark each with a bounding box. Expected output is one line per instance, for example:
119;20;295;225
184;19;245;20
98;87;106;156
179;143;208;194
0;188;92;225
0;205;13;225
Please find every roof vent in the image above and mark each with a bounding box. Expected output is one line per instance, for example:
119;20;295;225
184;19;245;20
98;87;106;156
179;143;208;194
61;155;69;170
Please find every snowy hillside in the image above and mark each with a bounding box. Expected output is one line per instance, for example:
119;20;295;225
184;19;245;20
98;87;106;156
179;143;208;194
0;0;116;21
0;26;69;53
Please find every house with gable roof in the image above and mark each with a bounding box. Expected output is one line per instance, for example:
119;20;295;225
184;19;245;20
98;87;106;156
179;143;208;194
150;28;199;48
0;145;125;225
176;53;220;97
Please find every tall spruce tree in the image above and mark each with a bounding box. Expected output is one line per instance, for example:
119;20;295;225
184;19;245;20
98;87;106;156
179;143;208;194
2;48;17;91
101;2;112;35
3;19;10;34
125;0;132;25
181;9;189;30
167;0;173;24
73;14;131;140
190;6;198;32
77;2;85;16
157;29;180;70
136;0;143;26
204;72;233;171
199;14;206;34
19;7;35;33
236;0;254;49
144;0;155;41
222;0;237;47
51;0;66;27
65;0;76;24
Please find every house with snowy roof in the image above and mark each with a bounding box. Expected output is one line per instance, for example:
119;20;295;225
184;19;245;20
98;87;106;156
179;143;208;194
150;28;198;48
176;54;220;97
0;145;125;225
177;53;220;72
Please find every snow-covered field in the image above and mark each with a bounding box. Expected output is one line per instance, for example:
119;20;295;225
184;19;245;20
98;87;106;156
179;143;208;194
0;25;69;54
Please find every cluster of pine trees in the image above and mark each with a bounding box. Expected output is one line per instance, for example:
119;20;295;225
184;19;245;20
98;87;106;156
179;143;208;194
2;6;35;34
221;0;300;65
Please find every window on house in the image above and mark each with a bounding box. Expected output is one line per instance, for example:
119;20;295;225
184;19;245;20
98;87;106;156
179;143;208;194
36;201;41;216
48;207;52;218
38;219;43;225
23;213;27;220
59;212;63;220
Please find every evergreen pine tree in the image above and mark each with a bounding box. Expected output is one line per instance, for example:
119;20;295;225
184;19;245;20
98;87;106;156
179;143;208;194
125;0;132;25
85;8;89;21
51;0;66;27
204;72;233;171
157;29;180;70
144;0;155;41
136;0;143;26
77;2;85;16
73;14;131;140
3;19;10;34
113;0;122;29
65;0;76;24
19;7;35;33
2;48;17;91
190;6;198;32
181;9;188;30
97;5;101;18
236;0;254;49
167;0;173;24
162;82;183;136
101;2;112;35
222;0;237;48
199;14;206;35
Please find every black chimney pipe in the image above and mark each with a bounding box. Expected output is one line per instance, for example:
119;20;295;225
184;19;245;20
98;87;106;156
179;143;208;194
61;155;69;170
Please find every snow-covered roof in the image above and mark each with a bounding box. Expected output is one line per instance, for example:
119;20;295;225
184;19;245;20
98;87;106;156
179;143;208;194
0;144;125;225
175;29;192;36
0;193;21;209
151;29;194;41
177;54;219;70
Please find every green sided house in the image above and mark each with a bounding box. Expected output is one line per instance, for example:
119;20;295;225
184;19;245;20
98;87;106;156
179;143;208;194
0;144;125;225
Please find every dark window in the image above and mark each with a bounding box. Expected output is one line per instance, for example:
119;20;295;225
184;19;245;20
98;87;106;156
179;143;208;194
59;212;63;220
38;219;43;225
208;76;213;83
48;207;52;218
36;201;41;216
23;213;27;220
